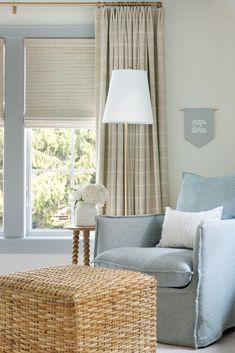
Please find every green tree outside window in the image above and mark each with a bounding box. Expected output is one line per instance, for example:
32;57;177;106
31;128;96;229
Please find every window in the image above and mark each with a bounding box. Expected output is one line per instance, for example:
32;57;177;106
28;128;96;231
24;37;96;233
0;39;4;231
0;26;95;248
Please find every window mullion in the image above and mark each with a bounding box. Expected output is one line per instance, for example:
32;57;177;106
4;38;25;238
70;128;75;188
70;128;75;223
26;129;33;234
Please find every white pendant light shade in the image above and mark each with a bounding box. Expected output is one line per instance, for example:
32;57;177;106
103;69;154;125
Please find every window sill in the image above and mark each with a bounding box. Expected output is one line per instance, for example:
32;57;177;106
0;236;75;253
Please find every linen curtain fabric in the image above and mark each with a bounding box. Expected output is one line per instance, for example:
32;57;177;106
96;6;169;215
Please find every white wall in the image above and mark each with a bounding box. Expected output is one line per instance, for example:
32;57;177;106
1;0;235;272
0;0;94;25
0;239;94;275
0;254;71;275
165;0;235;205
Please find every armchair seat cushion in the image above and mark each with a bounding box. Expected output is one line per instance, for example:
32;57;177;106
94;247;193;288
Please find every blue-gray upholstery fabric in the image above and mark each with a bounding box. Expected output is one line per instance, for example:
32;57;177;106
94;214;164;256
177;172;235;219
94;214;235;348
94;247;193;287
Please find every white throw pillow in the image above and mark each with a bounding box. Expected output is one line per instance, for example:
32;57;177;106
158;206;223;249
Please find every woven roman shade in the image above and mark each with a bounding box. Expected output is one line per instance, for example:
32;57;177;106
0;39;4;126
24;38;95;128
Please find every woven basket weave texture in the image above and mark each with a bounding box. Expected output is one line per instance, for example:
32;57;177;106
0;265;157;353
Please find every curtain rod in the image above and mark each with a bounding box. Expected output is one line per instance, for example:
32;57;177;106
0;2;162;15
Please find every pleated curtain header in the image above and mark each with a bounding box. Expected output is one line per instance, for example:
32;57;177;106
0;39;4;126
24;38;95;128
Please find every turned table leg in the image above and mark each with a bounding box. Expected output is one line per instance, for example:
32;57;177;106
83;230;90;266
72;231;80;264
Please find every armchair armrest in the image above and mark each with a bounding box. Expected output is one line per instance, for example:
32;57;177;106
193;219;235;342
94;214;164;257
194;219;235;270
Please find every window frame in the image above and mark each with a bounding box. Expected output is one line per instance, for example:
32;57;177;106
0;38;5;235
0;25;95;252
0;128;4;235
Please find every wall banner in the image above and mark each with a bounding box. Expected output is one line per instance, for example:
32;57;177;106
183;108;215;147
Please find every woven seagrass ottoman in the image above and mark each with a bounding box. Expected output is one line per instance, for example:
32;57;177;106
0;265;157;353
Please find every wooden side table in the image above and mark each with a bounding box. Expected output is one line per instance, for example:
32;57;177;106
64;225;95;266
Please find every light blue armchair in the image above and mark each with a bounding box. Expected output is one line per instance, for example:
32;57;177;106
93;173;235;348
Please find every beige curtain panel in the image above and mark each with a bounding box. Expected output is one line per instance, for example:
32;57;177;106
24;38;95;128
96;6;169;216
0;39;4;126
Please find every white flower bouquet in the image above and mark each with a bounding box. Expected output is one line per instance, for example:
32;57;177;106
69;183;109;207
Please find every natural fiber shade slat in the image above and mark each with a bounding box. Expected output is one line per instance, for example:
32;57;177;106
24;38;95;128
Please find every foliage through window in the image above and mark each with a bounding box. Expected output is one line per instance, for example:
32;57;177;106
29;128;96;230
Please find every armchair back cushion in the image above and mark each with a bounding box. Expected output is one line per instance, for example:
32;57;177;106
177;172;235;219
